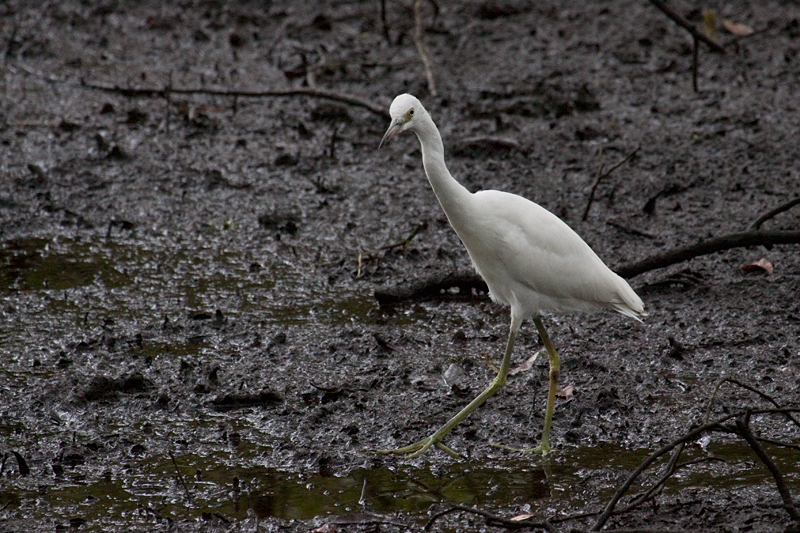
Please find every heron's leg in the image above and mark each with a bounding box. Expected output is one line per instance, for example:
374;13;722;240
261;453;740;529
530;317;560;455
377;326;518;458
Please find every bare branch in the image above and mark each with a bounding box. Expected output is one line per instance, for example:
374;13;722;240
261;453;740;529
413;0;438;96
616;230;800;279
358;221;428;278
583;145;640;221
81;79;387;117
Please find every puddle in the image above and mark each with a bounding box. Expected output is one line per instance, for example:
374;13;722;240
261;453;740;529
3;438;796;530
0;237;127;292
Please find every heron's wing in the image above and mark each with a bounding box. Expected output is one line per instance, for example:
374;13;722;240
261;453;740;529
465;191;643;315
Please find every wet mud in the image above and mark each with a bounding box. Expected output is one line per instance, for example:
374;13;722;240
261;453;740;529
1;1;799;531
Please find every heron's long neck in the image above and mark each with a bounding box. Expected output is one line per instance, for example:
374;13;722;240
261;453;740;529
415;114;472;220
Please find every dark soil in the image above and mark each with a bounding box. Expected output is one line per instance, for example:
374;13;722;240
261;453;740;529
1;1;799;532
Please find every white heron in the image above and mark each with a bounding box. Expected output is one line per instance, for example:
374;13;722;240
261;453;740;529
377;94;645;458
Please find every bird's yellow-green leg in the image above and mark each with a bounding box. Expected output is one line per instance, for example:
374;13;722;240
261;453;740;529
377;328;518;458
529;317;561;455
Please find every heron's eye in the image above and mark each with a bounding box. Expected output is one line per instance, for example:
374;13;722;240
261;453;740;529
409;109;414;116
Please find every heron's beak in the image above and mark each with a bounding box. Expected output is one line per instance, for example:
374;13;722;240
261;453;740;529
379;118;403;149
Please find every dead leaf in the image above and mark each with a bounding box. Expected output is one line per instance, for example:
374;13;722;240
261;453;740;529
702;9;718;41
509;349;542;375
510;513;537;521
484;352;500;373
556;383;575;399
741;258;773;274
722;19;754;36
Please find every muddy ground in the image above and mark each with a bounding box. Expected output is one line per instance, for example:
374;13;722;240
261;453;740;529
1;0;799;531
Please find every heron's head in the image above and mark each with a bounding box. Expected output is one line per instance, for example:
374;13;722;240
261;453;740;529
379;93;425;148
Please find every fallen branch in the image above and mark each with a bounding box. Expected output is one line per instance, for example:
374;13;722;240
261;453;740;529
615;229;800;278
648;0;726;54
374;271;487;306
81;79;387;117
582;146;640;221
413;0;439;96
749;196;800;230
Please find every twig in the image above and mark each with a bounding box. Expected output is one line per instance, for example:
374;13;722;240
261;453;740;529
582;146;640;220
704;376;800;428
424;506;461;530
329;124;339;159
81;79;387;117
735;413;800;523
165;72;172;134
379;0;391;44
756;437;800;451
358;221;427;278
168;450;194;504
413;0;438;96
615;230;800;279
615;443;685;514
648;0;726;54
606;219;656;239
692;36;699;92
749;196;800;230
432;503;556;532
618;452;725;515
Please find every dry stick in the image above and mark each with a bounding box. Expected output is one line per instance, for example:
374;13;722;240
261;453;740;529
582;146;640;221
704;376;800;428
81;79;387;117
617;454;726;516
735;413;800;523
648;0;726;54
692;36;699;92
615;229;800;279
424;506;462;531
379;0;391;44
413;0;438;96
358;221;427;278
165;72;172;134
435;503;557;532
756;437;800;451
615;443;686;514
749;196;800;230
168;450;194;504
591;407;800;531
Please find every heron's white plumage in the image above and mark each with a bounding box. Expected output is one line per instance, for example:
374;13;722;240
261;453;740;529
386;93;644;325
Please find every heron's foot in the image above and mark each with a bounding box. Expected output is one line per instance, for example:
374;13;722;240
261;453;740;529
526;442;552;456
377;436;461;458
